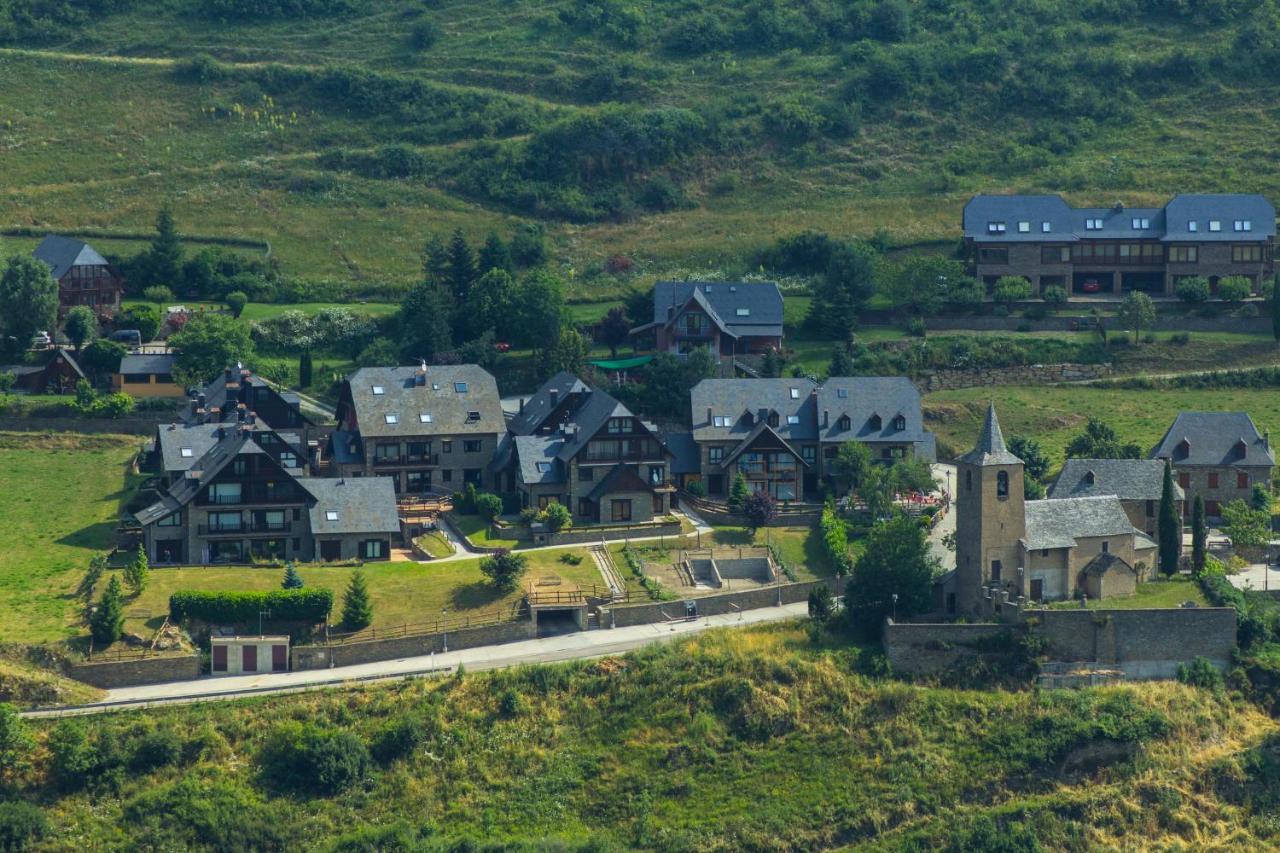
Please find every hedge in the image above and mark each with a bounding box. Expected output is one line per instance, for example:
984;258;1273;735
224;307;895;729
169;589;333;623
819;507;853;576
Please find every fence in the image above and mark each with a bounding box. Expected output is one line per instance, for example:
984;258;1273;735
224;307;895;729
324;606;520;646
679;492;823;526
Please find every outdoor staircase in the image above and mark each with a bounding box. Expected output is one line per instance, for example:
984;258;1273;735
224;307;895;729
590;544;628;601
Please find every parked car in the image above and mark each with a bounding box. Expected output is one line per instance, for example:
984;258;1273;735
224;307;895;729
109;329;142;347
494;341;512;352
30;331;51;349
1080;279;1102;294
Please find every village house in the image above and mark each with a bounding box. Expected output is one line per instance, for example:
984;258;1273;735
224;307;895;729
330;363;504;494
493;371;675;523
688;376;935;500
114;353;184;397
946;405;1155;613
1050;458;1184;537
963;193;1275;297
631;281;784;361
0;348;85;394
1150;411;1275;519
135;421;400;564
32;235;126;319
185;364;314;432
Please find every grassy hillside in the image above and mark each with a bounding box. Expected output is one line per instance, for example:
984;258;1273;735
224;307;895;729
4;0;1280;297
8;624;1279;850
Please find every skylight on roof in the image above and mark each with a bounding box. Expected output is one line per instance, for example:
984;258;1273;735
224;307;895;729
419;413;433;423
713;416;731;428
1041;221;1051;233
1085;218;1103;230
466;411;480;422
180;447;194;458
736;308;750;316
987;221;1005;234
432;383;440;390
1209;220;1222;232
787;415;800;425
1188;220;1198;232
385;414;398;424
372;385;385;395
1235;219;1252;232
789;388;800;399
325;510;339;521
536;462;552;473
454;382;468;393
837;388;849;398
1132;217;1150;229
1017;221;1030;233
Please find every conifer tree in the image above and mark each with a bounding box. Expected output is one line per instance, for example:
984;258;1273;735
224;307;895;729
298;350;313;388
281;562;304;590
90;575;125;646
341;569;373;631
146;204;184;287
1158;462;1181;576
123;545;149;595
1192;495;1207;573
477;231;512;275
446;228;476;306
728;473;751;513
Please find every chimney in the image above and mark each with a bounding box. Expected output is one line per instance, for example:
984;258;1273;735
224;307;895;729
549;388;559;407
248;411;257;426
822;410;829;428
197;392;206;409
706;407;713;424
1113;200;1124;212
224;366;232;382
1265;430;1270;450
519;397;525;414
416;359;427;386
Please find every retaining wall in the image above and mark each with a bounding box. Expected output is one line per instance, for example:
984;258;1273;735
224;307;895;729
914;315;1271;334
291;619;536;671
543;520;683;547
681;497;822;527
0;415;167;436
602;577;843;628
915;363;1112;393
67;654;202;688
882;621;1016;675
1031;607;1237;676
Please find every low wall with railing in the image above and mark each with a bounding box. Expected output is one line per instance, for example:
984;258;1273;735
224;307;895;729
679;493;822;526
66;653;202;688
291;616;534;670
601;577;843;628
540;519;683;547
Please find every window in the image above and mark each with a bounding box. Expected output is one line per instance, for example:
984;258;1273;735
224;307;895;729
209;511;241;531
768;412;780;428
1101;540;1109;554
1232;245;1262;263
1041;549;1049;557
371;385;385;395
441;469;453;483
384;413;398;424
869;414;882;431
579;466;594;482
966;470;973;491
802;446;816;464
837;388;848;398
466;411;480;423
648;465;665;485
1132;217;1150;229
996;470;1009;498
789;387;800;399
608;417;631;433
611;499;632;522
1188;220;1198;232
1041;221;1052;233
1178;472;1190;489
1146;500;1155;518
1209;220;1222;232
735;308;750;316
712;415;731;428
157;511;181;527
787;415;800;425
1040;246;1070;264
709;447;724;464
419;413;433;423
1238;472;1250;489
463;440;481;453
837;415;851;431
977;247;1008;264
362;540;385;559
180;447;194;458
991;560;1002;581
279;452;298;468
892;415;906;431
1169;246;1197;263
1235;220;1253;232
1208;472;1219;488
325;510;339;521
208;483;241;504
1085;218;1103;230
1017;221;1030;233
442;440;452;453
454;382;468;393
987;221;1006;234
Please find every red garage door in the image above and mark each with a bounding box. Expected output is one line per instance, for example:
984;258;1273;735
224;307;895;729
272;644;287;672
243;644;257;672
212;645;227;672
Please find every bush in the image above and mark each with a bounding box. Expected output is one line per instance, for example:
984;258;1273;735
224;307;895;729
169;589;333;623
143;285;173;304
410;19;441;50
904;316;926;337
1168;332;1191;345
225;290;248;318
369;716;426;764
0;801;47;851
543;501;571;533
1176;276;1211;303
47;720;98;790
258;723;370;795
1042;285;1068;304
820;506;852;576
480;549;527;593
992;276;1031;304
685;479;707;498
1177;656;1224;692
474;491;503;522
130;727;184;772
1217;275;1253;302
123;777;284;851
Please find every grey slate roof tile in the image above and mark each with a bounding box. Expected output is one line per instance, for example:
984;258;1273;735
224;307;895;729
305;477;401;536
33;235;110;280
1150;412;1276;468
1050;458;1184;502
344;364;503;439
651;281;784;332
1022;496;1134;551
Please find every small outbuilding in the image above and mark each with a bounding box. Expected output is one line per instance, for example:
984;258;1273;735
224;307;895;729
210;635;290;675
1080;553;1138;601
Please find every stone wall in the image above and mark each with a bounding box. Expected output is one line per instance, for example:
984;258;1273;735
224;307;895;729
915;363;1113;394
67;654;202;688
602;577;843;628
291;619;536;671
916;314;1271;334
1032;607;1237;676
882;621;1017;675
541;520;683;547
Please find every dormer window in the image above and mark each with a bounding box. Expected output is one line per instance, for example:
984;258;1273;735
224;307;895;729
1236;438;1248;458
892;415;906;431
869;414;882;431
419;413;433;423
1209;220;1222;232
987;221;1006;234
768;412;780;428
371;385;384;395
1188;220;1198;232
836;388;848;398
742;411;754;427
1177;437;1191;458
713;415;731;428
454;382;468;393
385;414;398;424
1017;221;1030;233
536;462;552;473
1132;217;1150;229
838;415;851;431
180;447;194;458
1084;470;1096;485
787;415;800;425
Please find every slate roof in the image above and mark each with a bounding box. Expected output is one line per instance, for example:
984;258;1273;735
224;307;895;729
817;377;933;447
1050;459;1185;502
514;435;566;485
650;281;784;338
553;387;636;463
32;235;110;280
664;432;702;475
1150;412;1276;468
963;193;1275;243
959;404;1022;466
188;367;312;426
135;429;254;525
155;422;230;474
508;371;591;436
328;429;364;465
304;477;401;536
1022;496;1135;551
119;353;176;376
691;377;818;443
1081;552;1137;578
343;364;502;439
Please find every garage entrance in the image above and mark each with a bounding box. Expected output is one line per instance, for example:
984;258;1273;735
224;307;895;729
1072;271;1113;295
1121;271;1164;293
526;575;588;638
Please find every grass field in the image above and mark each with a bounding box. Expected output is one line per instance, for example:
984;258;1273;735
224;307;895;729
1047;576;1208;610
0;432;144;643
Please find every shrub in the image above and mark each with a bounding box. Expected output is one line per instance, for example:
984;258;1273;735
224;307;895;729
1169;331;1191;345
904;316;927;337
992;276;1031;304
123;777;284;850
258;723;370;795
543;501;571;533
1177;656;1224;692
0;801;47;851
410;19;441;50
819;507;852;576
474;491;503;522
1042;284;1068;304
685;479;707;498
130;727;184;772
1217;275;1253;302
169;589;333;623
369;716;426;764
47;720;97;791
143;285;174;304
480;549;527;593
1176;276;1211;303
225;290;248;318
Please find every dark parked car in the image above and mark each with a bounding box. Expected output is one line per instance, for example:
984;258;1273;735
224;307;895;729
1080;279;1102;294
109;329;142;347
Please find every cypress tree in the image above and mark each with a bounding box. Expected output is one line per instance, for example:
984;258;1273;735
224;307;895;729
90;575;125;646
123;545;149;595
147;204;184;288
1158;461;1181;576
341;569;373;631
1192;494;1207;573
446;228;476;306
298;350;313;388
281;562;304;590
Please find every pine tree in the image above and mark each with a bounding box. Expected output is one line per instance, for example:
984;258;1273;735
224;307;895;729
298;350;313;387
90;575;125;646
828;343;853;377
341;569;373;631
446;228;476;306
281;562;304;589
421;235;449;284
1158;461;1181;576
123;545;149;595
477;231;512;275
147;204;184;288
728;473;751;513
1192;494;1207;573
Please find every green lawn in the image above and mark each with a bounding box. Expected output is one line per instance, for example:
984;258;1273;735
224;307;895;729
0;432;145;643
446;513;524;549
413;530;454;559
1046;576;1208;610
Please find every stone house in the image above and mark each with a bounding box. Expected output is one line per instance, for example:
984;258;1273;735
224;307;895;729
1049;458;1184;537
1150;411;1275;519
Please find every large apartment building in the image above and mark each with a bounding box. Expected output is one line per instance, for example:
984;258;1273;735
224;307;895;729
963;194;1275;297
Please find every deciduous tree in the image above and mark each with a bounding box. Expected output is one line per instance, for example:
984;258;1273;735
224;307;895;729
742;491;777;531
63;306;97;352
170;313;254;385
1117;291;1156;343
599;307;631;357
1065;418;1142;459
480;549;528;593
845;514;939;638
0;255;58;360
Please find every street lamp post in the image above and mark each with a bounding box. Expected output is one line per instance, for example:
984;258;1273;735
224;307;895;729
441;608;448;653
891;593;898;622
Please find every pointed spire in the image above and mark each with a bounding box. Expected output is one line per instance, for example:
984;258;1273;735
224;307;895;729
960;403;1022;466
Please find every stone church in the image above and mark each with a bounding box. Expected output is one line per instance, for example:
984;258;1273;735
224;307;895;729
942;405;1157;614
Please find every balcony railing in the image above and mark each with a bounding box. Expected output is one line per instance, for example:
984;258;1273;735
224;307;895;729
198;520;292;536
373;454;439;467
198;489;305;506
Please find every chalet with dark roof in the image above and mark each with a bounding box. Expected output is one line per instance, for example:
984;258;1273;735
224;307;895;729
114;353;183;398
493;372;675;523
0;349;85;394
1150;411;1275;518
1050;458;1184;536
963;193;1275;297
331;363;504;494
186;364;314;432
633;281;784;360
33;235;124;319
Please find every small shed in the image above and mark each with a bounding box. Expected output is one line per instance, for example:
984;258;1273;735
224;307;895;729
1080;553;1138;601
210;635;290;676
